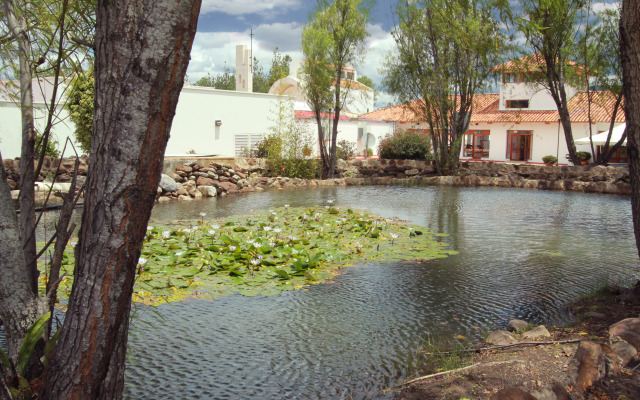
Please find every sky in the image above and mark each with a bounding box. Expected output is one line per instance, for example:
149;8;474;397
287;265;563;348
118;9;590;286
187;0;398;105
186;0;620;108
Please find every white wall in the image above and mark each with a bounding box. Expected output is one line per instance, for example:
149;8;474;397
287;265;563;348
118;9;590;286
500;82;579;111
167;87;288;157
0;102;77;159
299;117;394;156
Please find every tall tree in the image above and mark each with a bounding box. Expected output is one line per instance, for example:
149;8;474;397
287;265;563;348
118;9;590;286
498;0;588;165
383;0;503;175
0;0;94;377
578;4;626;165
0;0;201;398
301;0;372;179
195;62;235;90
620;0;640;257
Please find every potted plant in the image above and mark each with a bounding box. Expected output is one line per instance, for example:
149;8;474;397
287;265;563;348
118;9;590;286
302;145;312;157
542;155;558;166
576;151;591;165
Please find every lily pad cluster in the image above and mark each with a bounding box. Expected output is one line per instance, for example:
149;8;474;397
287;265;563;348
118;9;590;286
39;203;457;305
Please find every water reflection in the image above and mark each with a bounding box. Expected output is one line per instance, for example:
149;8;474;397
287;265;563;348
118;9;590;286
17;185;635;399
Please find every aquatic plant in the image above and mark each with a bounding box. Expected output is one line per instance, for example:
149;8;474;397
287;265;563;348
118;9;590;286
39;206;457;305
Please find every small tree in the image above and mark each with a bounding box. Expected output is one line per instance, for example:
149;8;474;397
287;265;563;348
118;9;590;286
66;66;94;154
300;0;372;179
195;62;235;90
384;0;503;175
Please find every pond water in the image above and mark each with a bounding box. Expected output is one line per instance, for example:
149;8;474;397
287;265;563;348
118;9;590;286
121;185;638;399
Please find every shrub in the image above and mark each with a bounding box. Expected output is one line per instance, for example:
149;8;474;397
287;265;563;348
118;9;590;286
66;68;94;154
542;155;558;165
35;132;60;158
378;130;433;160
576;151;591;162
336;139;356;160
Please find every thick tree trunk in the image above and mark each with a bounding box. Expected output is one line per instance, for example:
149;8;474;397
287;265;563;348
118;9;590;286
620;0;640;258
44;0;201;398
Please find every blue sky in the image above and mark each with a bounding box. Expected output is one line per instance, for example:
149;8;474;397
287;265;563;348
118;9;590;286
186;0;619;107
187;1;398;96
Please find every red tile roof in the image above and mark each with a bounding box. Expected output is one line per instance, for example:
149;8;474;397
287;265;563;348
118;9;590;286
359;91;625;124
491;53;580;73
295;110;352;120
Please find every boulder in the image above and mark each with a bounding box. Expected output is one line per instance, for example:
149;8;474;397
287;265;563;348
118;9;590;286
610;318;640;350
522;325;550;339
610;336;637;366
568;340;620;393
198;186;217;198
508;319;529;333
159;174;178;192
175;165;193;173
176;188;188;196
490;387;536;400
485;330;518;346
196;176;215;187
405;168;419;176
216;181;238;194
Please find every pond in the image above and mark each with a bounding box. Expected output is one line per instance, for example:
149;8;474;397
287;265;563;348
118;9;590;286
121;185;638;399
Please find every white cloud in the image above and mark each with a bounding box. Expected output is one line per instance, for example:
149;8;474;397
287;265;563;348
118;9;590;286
186;24;304;83
201;0;301;18
592;2;619;13
358;23;396;90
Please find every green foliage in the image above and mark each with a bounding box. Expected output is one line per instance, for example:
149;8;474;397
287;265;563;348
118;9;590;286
336;139;356;160
356;75;377;102
384;0;503;175
420;335;474;375
35;131;59;158
262;97;318;179
254;47;293;93
66;67;94;154
195;63;235;90
542;155;558;165
576;151;591;162
301;0;372;178
17;312;50;376
378;130;434;160
40;206;456;305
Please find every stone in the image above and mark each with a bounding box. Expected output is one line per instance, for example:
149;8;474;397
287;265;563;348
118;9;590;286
176;188;188;196
610;337;637;366
485;330;518;346
610;318;640;350
178;195;193;201
196;176;215;187
490;387;536;400
405;168;419;176
568;340;620;393
508;319;529;333
159;174;178;192
522;325;550;339
217;181;238;194
192;190;202;199
198;185;217;197
157;196;171;203
175;164;193;173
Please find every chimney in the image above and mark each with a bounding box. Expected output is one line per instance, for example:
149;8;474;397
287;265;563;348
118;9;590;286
235;45;252;92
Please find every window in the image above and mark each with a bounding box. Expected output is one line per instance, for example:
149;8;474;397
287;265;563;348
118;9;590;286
463;130;490;159
506;99;529;109
598;145;628;164
506;130;533;161
503;73;523;84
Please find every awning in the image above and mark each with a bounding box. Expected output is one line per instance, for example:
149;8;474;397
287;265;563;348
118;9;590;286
575;124;627;146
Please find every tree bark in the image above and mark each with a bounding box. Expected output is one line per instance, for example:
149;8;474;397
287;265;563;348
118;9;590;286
620;0;640;258
44;0;201;398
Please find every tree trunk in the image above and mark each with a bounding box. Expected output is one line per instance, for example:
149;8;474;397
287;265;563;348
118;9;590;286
44;0;201;398
620;0;640;258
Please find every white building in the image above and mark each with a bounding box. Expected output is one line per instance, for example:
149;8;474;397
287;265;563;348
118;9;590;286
361;54;626;164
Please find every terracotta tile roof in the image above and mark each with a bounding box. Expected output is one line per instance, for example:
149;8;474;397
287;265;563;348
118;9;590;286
295;110;352;120
333;79;372;91
359;91;625;124
491;53;580;73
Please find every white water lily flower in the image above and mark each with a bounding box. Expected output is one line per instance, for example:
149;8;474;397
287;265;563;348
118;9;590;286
229;246;237;251
200;212;206;217
138;257;148;265
273;228;282;233
70;241;78;248
263;226;272;231
327;200;334;205
253;242;261;248
390;233;399;239
147;226;154;231
211;224;220;230
208;229;216;235
257;255;264;260
162;231;170;239
315;213;322;218
269;242;276;247
250;259;260;266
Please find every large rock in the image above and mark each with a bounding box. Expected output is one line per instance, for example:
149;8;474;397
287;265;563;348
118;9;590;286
196;176;215;187
159;174;178;192
610;318;640;350
508;319;529;333
216;181;238;194
522;325;550;339
198;185;217;198
485;330;518;346
568;340;620;393
490;387;536;400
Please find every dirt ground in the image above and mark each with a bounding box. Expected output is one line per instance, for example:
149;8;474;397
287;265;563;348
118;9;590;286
394;284;640;400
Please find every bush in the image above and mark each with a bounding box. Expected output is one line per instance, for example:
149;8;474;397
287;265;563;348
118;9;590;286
542;155;557;165
378;130;433;160
66;68;94;154
336;140;356;160
35;132;60;158
576;151;591;162
254;135;281;158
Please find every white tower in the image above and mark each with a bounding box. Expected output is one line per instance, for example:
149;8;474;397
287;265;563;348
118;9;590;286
235;45;252;92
